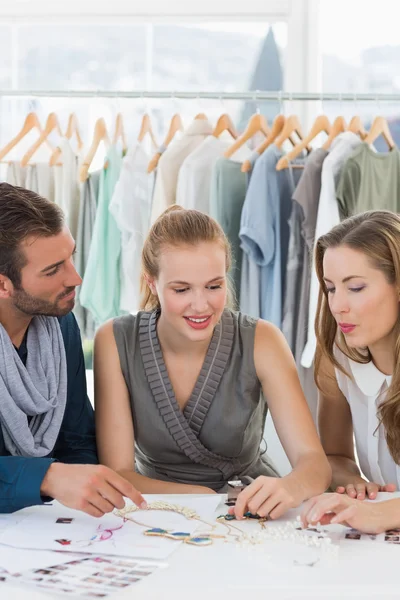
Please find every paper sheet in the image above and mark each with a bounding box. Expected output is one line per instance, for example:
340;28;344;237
2;555;165;598
0;495;221;560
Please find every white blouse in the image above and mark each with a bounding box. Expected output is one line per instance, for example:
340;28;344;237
333;346;400;488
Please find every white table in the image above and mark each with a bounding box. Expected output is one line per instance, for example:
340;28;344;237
3;493;400;600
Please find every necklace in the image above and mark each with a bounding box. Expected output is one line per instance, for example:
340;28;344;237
115;503;339;558
217;513;339;558
115;501;224;547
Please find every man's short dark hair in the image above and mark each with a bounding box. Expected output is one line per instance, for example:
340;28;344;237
0;183;64;287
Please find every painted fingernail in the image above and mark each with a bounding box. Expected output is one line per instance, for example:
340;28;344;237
140;501;148;509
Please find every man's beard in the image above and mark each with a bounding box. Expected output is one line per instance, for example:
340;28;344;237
12;285;75;317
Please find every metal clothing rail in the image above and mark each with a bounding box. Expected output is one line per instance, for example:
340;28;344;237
0;90;400;101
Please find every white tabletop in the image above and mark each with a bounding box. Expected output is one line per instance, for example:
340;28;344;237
3;493;400;600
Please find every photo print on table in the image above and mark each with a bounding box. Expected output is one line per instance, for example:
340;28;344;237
56;518;74;524
16;554;165;598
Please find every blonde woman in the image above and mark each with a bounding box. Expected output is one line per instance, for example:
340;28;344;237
303;210;400;533
94;206;330;520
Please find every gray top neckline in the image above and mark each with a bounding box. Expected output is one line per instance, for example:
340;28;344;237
139;309;240;477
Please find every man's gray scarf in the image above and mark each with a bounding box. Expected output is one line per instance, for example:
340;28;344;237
0;316;67;457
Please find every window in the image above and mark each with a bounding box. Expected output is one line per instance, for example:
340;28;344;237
0;22;287;146
321;0;400;144
0;26;11;87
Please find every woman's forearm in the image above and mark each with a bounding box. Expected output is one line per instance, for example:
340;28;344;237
284;451;331;502
118;469;216;495
327;455;362;489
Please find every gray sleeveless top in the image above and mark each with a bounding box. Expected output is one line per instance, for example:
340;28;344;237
113;308;279;492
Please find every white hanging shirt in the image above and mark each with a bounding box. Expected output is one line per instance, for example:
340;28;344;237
301;133;362;368
5;162;27;187
53;138;81;239
150;118;213;223
334;345;400;488
25;163;55;203
109;142;154;314
176;133;234;214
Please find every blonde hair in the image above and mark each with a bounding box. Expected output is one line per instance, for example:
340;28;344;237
314;210;400;463
140;205;234;311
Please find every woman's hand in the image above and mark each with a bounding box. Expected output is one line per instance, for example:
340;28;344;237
335;477;396;500
232;476;302;520
301;493;388;534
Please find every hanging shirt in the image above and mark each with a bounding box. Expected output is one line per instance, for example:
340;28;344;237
74;171;101;340
80;146;123;325
282;199;305;353
25;163;55;202
5;162;27;187
288;149;328;421
53;139;81;239
239;152;261;318
336;143;400;218
150;118;213;223
291;148;328;364
334;345;400;488
109;142;154;314
209;150;251;305
301;133;362;369
239;145;303;328
176;133;234;214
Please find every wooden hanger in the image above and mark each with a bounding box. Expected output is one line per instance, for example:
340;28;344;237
241;114;285;173
322;116;346;150
79;117;110;182
65;113;84;149
0;112;43;162
364;116;396;150
163;113;184;147
148;113;183;174
274;114;307;149
275;114;331;170
348;115;367;139
112;113;127;151
137;113;158;148
212;114;237;139
20;112;62;167
49;113;84;167
224;114;269;159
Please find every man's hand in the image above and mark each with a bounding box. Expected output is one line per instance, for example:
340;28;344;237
41;463;147;517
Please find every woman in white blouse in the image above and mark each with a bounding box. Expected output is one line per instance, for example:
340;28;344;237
303;211;400;533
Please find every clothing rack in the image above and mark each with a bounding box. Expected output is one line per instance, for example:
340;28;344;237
1;90;400;101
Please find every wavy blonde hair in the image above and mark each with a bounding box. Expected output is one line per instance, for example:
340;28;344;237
140;205;234;311
314;210;400;463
